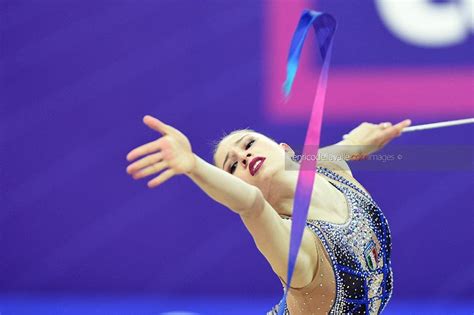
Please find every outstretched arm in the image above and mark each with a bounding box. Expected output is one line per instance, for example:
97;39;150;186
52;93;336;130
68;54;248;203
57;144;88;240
186;154;261;215
316;119;412;177
126;115;318;289
338;119;412;160
126;115;260;215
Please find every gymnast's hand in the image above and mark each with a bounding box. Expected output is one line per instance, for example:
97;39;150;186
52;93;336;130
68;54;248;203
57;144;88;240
126;115;196;188
340;119;412;160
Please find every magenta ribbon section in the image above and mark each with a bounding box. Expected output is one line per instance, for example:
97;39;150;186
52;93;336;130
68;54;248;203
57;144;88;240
278;10;337;314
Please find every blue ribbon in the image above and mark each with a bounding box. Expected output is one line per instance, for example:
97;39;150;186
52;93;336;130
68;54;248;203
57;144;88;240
277;10;337;315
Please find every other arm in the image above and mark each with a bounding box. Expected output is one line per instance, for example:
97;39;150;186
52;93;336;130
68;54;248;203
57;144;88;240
317;119;412;177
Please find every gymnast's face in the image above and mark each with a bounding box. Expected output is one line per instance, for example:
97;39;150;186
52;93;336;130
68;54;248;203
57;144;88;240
214;130;296;199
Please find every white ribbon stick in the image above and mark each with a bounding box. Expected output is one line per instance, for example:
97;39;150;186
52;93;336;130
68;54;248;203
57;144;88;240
402;118;474;133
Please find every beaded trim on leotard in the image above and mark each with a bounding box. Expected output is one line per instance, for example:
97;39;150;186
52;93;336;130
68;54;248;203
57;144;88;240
268;166;393;315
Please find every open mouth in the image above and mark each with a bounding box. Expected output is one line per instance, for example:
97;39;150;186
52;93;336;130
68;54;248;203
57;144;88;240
249;157;266;176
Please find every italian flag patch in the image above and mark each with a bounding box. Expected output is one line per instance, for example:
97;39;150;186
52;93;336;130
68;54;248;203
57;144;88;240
364;240;379;271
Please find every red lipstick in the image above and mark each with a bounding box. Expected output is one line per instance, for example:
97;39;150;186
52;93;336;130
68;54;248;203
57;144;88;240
249;157;266;176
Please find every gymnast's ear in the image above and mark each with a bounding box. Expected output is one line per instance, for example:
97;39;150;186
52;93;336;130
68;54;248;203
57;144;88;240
280;142;295;157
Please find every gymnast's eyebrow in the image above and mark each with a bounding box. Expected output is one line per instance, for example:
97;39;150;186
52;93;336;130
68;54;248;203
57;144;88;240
222;134;249;169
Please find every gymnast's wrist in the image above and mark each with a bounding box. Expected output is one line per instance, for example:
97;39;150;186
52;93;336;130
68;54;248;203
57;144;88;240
333;140;366;160
184;153;199;176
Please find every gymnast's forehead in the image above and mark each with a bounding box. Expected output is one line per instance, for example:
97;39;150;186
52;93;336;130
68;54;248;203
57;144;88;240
214;130;255;165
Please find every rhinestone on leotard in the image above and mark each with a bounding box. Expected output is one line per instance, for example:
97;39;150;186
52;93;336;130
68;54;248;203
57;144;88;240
267;166;393;315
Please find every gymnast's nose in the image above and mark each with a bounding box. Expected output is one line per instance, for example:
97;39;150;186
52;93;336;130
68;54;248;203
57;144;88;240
241;153;252;167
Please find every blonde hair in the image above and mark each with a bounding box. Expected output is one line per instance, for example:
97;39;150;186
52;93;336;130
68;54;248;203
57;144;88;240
211;128;277;166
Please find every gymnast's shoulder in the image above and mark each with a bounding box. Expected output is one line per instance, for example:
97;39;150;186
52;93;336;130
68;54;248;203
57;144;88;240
317;160;371;197
317;159;353;178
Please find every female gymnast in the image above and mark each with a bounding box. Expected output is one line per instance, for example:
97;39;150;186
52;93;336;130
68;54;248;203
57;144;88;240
126;115;412;314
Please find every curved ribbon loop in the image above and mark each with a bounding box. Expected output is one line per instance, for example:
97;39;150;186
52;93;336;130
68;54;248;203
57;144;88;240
277;10;337;315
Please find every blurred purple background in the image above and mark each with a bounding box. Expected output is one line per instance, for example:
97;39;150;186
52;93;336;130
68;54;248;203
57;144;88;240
1;0;473;314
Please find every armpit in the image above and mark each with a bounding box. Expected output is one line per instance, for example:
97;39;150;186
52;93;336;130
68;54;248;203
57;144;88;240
276;225;322;293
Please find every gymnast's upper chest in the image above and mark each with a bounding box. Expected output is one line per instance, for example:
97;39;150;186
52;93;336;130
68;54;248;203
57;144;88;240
305;176;351;224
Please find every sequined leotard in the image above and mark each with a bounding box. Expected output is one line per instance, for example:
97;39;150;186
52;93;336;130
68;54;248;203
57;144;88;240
268;166;393;314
